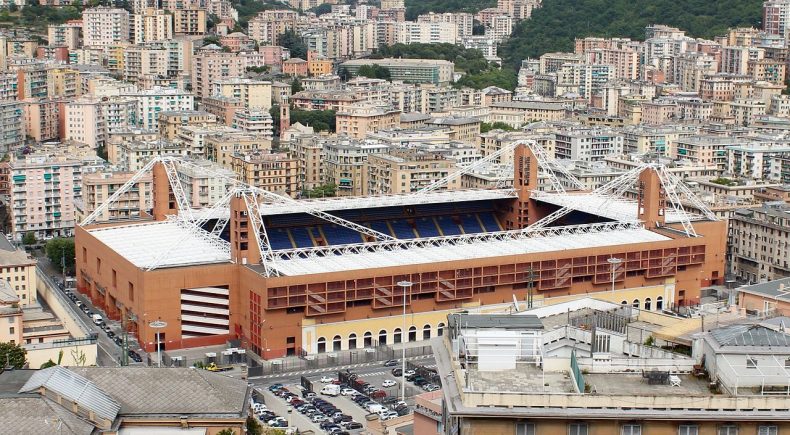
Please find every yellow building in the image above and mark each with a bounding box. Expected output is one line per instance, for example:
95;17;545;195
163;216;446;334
76;172;153;223
158;110;217;140
0;237;37;307
365;150;459;195
205;131;272;169
215;78;272;110
308;58;333;77
427;116;481;144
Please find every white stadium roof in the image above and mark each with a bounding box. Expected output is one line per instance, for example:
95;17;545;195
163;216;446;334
89;221;230;269
532;191;704;224
266;223;670;276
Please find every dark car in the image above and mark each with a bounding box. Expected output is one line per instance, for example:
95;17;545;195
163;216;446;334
391;368;403;377
344;422;363;430
106;331;116;339
383;359;398;367
113;336;123;346
128;350;142;362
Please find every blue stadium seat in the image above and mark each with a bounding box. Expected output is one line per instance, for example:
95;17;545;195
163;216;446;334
479;212;502;232
389;220;415;239
322;224;364;245
415;217;440;238
269;228;294;250
290;227;314;248
370;221;393;237
436;216;461;236
461;215;483;234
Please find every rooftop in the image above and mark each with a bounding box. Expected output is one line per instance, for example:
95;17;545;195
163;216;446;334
738;277;790;302
88;220;230;269
265;222;669;276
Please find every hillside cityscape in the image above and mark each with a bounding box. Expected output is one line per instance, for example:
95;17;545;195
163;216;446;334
2;0;790;434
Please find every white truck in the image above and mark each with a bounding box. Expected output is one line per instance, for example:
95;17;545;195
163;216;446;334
320;384;340;396
91;314;103;325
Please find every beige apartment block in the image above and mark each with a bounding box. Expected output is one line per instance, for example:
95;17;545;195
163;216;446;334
77;172;153;223
82;7;130;47
214;78;272;110
336;105;401;139
191;48;244;99
131;8;174;44
230;151;299;197
158;110;217;140
0;238;37;308
205;132;272;169
366;150;458;195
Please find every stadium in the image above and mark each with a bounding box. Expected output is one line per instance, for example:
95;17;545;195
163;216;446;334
74;142;726;357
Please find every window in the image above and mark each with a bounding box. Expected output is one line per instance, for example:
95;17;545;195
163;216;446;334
747;357;758;368
363;331;372;347
333;335;342;352
632;299;640;309
393;328;402;344
656;296;664;310
112;269;117;287
423;324;431;340
96;257;101;274
317;337;326;353
568;423;588;435
758;426;778;435
8;327;13;334
644;298;652;310
622;425;641;435
718;425;738;435
437;322;445;336
378;329;387;345
129;282;134;301
516;422;536;435
348;333;357;349
679;425;699;435
408;326;417;342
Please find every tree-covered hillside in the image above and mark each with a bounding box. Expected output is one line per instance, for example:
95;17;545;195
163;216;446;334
500;0;763;69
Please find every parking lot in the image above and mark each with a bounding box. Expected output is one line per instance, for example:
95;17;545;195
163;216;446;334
256;359;439;434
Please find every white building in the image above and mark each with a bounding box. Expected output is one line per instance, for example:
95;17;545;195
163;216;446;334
82;7;131;47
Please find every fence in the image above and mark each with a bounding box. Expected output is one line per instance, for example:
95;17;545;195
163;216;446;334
255;344;434;377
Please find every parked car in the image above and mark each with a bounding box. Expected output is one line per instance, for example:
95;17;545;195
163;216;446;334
128;350;142;362
319;375;333;383
340;388;356;396
391;368;403;377
382;380;396;388
383;359;398;367
113;336;123;346
106;331;116;339
311;414;327;423
343;422;363;430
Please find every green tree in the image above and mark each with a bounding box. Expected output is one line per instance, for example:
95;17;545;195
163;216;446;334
279;29;307;59
309;3;332;15
304;183;337;198
291;78;303;94
356;64;392;80
217;429;235;435
246;416;263;435
0;342;27;369
45;238;75;273
499;0;763;70
480;122;516;133
290;108;336;133
40;359;57;369
22;232;36;246
404;0;496;20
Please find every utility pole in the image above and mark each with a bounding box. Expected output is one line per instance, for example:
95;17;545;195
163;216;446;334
60;246;66;279
527;266;535;309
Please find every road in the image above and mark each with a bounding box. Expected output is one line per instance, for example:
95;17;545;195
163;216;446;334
37;256;147;367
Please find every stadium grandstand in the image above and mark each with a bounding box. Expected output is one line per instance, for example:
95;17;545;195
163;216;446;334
75;142;726;357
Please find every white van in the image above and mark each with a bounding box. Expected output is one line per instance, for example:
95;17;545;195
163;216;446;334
91;314;103;325
366;403;385;414
320;384;340;396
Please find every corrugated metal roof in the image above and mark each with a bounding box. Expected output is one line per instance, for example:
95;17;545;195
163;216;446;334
19;366;120;421
710;324;790;347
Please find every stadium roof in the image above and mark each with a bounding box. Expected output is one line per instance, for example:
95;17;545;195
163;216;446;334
89;221;230;269
532;191;704;224
265;222;670;276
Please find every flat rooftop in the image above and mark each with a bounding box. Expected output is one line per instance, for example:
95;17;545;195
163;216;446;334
266;223;670;276
88;220;230;269
585;373;711;396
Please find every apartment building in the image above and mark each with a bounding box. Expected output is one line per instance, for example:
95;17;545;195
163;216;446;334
765;0;790;39
175;124;238;159
191;48;245;99
366;150;458;195
621;125;695;156
200;95;244;126
247;10;299;45
0;101;23;154
232;109;274;139
323;139;389;196
673;135;740;170
230;151;299;197
554;127;624;162
286;131;323;191
47;22;81;50
489;101;565;128
395;21;457;45
176;159;235;208
291;90;364;112
46;66;83;99
204;131;271;168
728;143;790;180
416;12;474;39
730;202;790;282
22;100;60;143
8;155;81;242
82;7;130;47
63;96;136;149
107;137;190;171
158;110;217;140
0;237;36;307
340;58;455;85
336;105;400;139
119;87;194;131
131;8;173;44
76;171;153;223
172;8;206;35
213;78;272;110
426;117;481;144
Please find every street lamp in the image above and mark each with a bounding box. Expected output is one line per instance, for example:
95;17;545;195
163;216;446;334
608;257;623;294
149;320;167;368
396;280;412;403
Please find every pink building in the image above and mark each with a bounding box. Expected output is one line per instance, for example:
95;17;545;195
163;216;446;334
191;47;245;99
259;45;285;68
36;46;70;63
23;99;62;142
